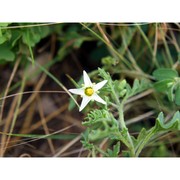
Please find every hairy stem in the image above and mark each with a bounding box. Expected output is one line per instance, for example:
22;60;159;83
118;103;135;157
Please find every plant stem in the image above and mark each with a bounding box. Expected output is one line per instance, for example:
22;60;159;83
118;103;135;157
108;78;135;156
118;104;126;129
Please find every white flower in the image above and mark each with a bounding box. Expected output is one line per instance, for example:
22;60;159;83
69;70;108;111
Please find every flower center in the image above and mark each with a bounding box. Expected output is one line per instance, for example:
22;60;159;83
84;87;94;96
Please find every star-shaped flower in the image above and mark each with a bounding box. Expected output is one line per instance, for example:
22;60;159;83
69;70;108;111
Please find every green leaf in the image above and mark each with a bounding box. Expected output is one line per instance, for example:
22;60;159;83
22;30;38;47
155;111;180;131
0;44;15;61
81;129;95;151
0;35;7;44
83;109;120;141
0;29;11;44
132;128;148;150
154;79;174;92
122;150;131;157
0;23;10;27
132;79;140;91
107;142;120;157
126;79;150;97
167;85;175;102
153;68;178;81
135;112;180;156
175;85;180;106
22;26;50;47
11;30;22;47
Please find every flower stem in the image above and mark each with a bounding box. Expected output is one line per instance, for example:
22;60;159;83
108;76;135;156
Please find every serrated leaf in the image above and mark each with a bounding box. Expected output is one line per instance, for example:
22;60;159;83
126;79;149;98
153;68;178;81
135;112;180;156
107;142;120;157
155;111;180;131
83;109;120;141
175;85;180;106
113;142;120;155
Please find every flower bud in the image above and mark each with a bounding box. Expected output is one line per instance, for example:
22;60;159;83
119;80;127;90
119;89;127;97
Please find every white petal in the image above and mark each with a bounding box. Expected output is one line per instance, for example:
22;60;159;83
83;70;92;87
79;96;90;111
94;80;108;91
92;94;106;105
69;88;84;96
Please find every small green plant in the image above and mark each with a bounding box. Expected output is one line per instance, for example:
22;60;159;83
153;68;180;106
0;23;179;157
69;68;180;157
